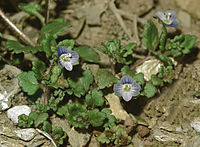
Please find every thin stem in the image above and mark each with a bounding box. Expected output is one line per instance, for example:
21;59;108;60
109;58;116;75
34;11;45;25
0;9;36;46
45;0;50;24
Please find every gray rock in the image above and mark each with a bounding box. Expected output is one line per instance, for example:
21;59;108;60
178;10;191;28
175;0;200;19
0;65;21;111
7;105;31;123
15;128;37;141
190;118;200;133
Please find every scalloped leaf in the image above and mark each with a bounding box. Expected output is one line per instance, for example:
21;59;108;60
97;69;118;89
88;109;106;127
181;35;197;54
67;70;94;97
143;83;157;98
85;88;104;107
5;40;42;54
32;60;46;81
65;103;89;128
34;113;49;128
18;71;40;95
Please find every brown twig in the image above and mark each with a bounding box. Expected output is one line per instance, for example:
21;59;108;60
45;0;50;24
0;9;36;46
109;0;133;41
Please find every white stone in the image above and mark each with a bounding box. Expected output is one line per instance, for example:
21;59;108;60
136;59;163;81
15;128;37;141
190;120;200;133
7;105;31;123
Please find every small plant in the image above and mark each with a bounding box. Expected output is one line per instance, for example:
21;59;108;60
2;2;197;146
97;125;132;146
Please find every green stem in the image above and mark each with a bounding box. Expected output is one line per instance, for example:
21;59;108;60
34;11;45;25
159;23;167;51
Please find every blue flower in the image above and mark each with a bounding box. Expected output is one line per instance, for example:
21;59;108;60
155;10;178;27
57;46;79;71
113;75;141;102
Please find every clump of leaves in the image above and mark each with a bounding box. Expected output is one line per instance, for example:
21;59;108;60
97;38;136;64
52;127;67;145
97;125;132;146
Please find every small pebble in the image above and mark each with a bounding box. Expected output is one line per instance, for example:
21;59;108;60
7;105;31;123
137;125;150;137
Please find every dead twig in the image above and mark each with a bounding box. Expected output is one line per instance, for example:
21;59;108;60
0;9;36;46
45;0;50;24
109;0;133;41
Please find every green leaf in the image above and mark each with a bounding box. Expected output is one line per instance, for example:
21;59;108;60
39;33;54;56
32;60;46;81
105;38;121;56
67;70;94;97
88;109;106;127
18;2;44;23
151;75;163;86
41;21;71;39
42;121;52;133
121;65;135;77
121;43;136;57
50;65;62;84
97;69;118;89
5;40;42;54
74;46;100;63
57;39;75;50
85;88;104;107
18;71;40;95
34;113;49;128
143;83;157;98
28;112;38;127
52;127;63;136
52;127;67;145
57;105;68;116
181;35;197;54
65;103;89;128
142;21;159;50
102;108;116;128
133;73;145;86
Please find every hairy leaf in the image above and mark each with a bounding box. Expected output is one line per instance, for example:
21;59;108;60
65;103;89;128
143;83;157;98
41;21;71;39
181;35;197;54
85;88;104;107
151;74;163;86
18;2;44;23
5;40;42;54
142;21;159;51
67;70;93;97
97;69;118;89
74;46;100;63
34;113;49;128
133;73;145;86
32;60;46;81
42;121;52;133
18;71;39;95
88;109;106;127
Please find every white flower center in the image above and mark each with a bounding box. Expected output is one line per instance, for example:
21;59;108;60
123;84;132;92
60;53;72;62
